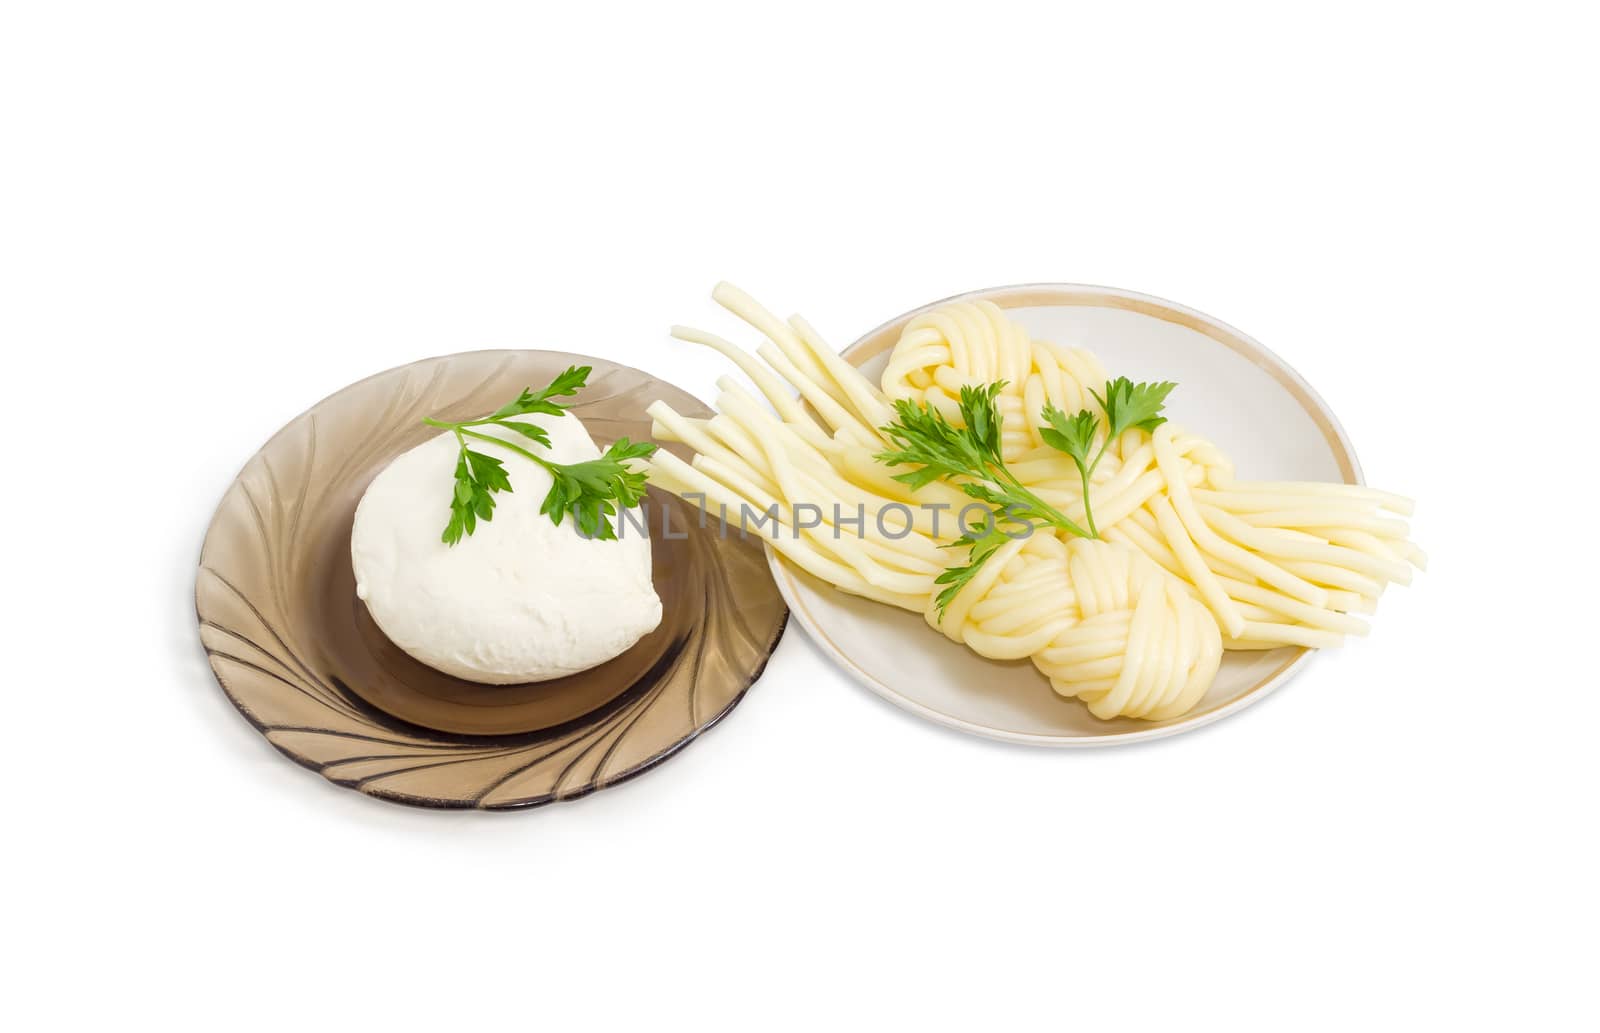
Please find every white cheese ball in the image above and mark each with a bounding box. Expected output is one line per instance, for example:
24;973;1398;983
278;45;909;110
351;411;662;683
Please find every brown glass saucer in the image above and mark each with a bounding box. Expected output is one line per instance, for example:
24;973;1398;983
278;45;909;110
196;350;787;809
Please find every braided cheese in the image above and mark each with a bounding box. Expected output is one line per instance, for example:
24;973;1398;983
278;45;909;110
644;285;1421;721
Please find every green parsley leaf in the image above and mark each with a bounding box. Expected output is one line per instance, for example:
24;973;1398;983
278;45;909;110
1038;403;1099;465
537;437;654;539
1090;376;1176;439
494;420;553;446
464;449;513;494
488;365;592;419
933;522;1012;615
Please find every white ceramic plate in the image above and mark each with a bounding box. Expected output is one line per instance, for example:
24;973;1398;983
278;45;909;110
767;284;1361;746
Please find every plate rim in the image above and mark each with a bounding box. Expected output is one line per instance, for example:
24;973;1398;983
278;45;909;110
766;282;1363;747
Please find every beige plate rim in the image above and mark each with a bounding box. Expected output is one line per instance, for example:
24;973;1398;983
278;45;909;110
765;282;1362;747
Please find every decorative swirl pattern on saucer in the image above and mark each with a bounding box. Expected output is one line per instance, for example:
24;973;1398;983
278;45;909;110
196;350;786;810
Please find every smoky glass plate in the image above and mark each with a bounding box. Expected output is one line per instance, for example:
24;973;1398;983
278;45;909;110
196;350;787;809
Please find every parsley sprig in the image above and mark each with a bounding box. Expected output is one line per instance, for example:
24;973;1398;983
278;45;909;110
876;377;1175;615
1039;376;1175;537
422;366;657;545
877;382;1093;614
928;522;1014;617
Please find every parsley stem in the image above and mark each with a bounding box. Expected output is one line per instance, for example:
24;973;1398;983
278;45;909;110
1076;437;1116;539
423;416;507;431
457;427;558;472
990;463;1095;540
1077;463;1099;538
426;418;558;472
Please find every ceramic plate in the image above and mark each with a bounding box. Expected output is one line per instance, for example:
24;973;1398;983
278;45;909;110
197;351;786;809
769;284;1360;746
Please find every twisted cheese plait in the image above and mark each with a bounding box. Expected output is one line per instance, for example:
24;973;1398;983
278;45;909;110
644;285;1232;720
877;297;1423;648
936;532;1222;721
643;283;1421;721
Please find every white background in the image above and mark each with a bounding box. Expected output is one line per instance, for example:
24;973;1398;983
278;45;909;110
3;2;1595;1030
